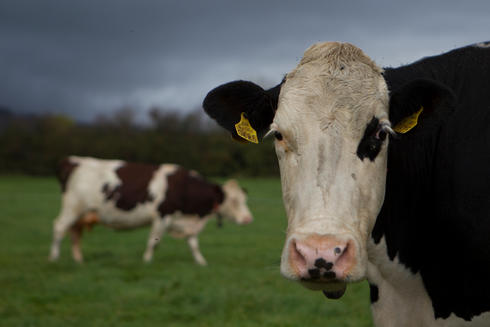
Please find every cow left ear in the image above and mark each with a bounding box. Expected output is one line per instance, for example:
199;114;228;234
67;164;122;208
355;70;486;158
389;79;455;134
203;80;283;143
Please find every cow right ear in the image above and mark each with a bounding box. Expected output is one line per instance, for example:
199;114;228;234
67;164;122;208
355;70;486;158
202;80;282;143
388;79;455;135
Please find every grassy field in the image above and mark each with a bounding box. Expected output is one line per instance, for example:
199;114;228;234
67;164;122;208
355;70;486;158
0;175;373;326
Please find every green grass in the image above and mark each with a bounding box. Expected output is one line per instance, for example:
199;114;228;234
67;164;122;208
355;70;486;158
0;175;373;326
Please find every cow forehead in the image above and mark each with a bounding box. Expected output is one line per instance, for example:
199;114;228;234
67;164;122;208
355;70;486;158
223;180;245;198
275;42;388;136
295;42;381;73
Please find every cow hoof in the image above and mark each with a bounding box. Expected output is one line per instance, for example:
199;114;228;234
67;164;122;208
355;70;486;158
143;253;153;263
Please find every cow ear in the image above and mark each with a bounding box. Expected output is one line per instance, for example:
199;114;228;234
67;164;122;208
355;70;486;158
202;80;282;143
389;79;455;134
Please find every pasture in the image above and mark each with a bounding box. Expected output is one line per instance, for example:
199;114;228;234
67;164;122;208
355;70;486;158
0;175;372;326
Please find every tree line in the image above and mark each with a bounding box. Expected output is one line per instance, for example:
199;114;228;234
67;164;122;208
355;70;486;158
0;107;279;177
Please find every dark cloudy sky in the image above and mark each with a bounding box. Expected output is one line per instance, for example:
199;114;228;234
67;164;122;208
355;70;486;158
1;0;489;122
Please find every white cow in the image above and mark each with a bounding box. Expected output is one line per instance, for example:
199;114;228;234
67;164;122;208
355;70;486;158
49;156;252;265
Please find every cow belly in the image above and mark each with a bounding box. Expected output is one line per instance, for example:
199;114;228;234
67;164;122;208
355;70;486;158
95;205;154;230
167;216;208;238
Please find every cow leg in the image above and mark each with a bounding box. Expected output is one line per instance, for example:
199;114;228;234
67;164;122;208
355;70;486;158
187;235;207;266
49;198;81;261
70;223;84;263
143;217;171;262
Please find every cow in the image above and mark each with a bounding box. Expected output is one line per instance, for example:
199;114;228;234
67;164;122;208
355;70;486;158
202;42;490;326
49;156;253;265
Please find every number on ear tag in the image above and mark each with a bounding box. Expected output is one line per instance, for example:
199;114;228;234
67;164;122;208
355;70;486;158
235;113;259;144
393;107;424;134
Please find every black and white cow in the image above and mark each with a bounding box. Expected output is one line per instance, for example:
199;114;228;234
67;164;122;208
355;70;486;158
202;42;490;326
49;156;252;265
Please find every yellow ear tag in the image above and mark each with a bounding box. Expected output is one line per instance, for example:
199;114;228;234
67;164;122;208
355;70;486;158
235;112;259;144
393;107;424;134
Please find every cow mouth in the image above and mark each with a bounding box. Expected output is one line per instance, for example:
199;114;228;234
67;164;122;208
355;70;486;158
322;284;347;299
299;280;348;299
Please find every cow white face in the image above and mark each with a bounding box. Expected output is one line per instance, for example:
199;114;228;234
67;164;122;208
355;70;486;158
272;42;390;296
203;41;447;299
219;179;253;225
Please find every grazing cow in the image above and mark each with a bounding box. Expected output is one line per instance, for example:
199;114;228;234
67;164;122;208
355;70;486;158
49;156;252;265
202;42;490;326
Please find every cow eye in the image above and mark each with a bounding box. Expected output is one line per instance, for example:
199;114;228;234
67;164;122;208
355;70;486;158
356;117;386;161
274;131;283;141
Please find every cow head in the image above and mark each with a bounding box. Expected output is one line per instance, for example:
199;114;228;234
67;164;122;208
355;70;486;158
218;179;253;225
203;42;453;298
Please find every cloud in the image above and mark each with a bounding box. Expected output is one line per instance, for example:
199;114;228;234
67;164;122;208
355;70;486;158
1;0;489;121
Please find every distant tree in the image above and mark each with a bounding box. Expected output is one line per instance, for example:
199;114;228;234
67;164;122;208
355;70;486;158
0;107;279;177
148;107;182;133
112;107;136;130
0;106;13;131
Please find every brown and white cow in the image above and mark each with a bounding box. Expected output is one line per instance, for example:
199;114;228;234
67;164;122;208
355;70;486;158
49;156;252;264
203;42;490;326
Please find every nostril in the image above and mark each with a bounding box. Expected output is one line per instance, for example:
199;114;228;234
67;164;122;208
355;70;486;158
314;258;333;270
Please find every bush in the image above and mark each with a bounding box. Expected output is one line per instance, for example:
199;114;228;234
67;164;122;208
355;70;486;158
0;108;279;177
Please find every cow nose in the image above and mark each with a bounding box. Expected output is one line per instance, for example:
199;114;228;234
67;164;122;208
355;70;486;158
241;215;253;224
288;235;354;281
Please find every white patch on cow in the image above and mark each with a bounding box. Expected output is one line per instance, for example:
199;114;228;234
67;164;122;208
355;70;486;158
69;158;178;229
276;42;390;283
474;42;490;48
368;237;438;327
368;237;490;327
166;212;210;238
442;313;490;327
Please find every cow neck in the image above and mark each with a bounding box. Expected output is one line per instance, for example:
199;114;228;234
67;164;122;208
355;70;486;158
369;45;490;321
371;60;449;272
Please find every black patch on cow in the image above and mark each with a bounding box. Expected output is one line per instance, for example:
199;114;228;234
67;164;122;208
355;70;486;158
356;117;385;161
56;157;79;192
369;283;379;304
372;44;490;321
102;162;159;211
202;79;284;142
158;168;224;218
